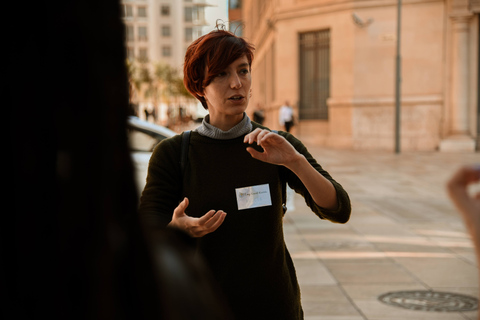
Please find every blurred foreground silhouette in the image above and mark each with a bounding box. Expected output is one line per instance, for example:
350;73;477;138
8;1;230;319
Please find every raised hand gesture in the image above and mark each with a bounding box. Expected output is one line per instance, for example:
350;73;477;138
244;128;338;210
168;198;227;238
244;128;301;168
447;165;480;231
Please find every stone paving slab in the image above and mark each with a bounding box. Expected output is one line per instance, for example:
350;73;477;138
284;148;480;320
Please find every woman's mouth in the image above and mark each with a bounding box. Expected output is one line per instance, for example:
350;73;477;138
228;95;244;101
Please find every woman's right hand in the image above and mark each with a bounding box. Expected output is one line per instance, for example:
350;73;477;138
168;198;227;238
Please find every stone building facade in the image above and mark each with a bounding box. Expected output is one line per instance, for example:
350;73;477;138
242;0;479;151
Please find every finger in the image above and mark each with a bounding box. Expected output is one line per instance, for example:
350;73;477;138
197;209;216;225
193;211;227;237
205;211;227;232
472;165;480;181
173;197;189;217
243;132;253;144
462;165;480;183
204;210;227;229
256;130;270;145
244;128;262;144
448;165;480;189
246;146;266;161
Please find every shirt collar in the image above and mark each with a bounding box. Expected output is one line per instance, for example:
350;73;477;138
196;113;253;140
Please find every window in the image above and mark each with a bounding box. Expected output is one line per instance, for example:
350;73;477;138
185;27;202;42
161;5;170;16
162;46;171;57
138;48;148;61
184;6;203;23
138;26;147;41
195;27;203;39
126;25;134;41
162;25;171;37
127;47;134;61
184;7;192;22
299;30;330;120
185;27;193;42
127;6;133;17
121;5;133;18
229;0;242;9
137;6;147;18
194;6;204;22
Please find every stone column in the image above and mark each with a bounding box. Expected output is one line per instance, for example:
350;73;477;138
440;13;475;151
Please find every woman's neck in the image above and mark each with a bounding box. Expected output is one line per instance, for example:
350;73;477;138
208;113;245;131
196;113;252;140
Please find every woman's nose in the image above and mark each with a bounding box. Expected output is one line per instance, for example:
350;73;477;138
230;74;242;89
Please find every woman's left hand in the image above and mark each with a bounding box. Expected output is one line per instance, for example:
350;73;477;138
245;128;339;211
244;128;302;168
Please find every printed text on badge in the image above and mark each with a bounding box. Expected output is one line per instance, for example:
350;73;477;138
235;184;272;210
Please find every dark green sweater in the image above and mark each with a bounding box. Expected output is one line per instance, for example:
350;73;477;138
139;122;351;319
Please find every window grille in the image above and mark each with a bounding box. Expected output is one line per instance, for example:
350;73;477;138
162;25;171;37
138;26;147;41
126;25;134;41
137;6;147;18
299;29;330;120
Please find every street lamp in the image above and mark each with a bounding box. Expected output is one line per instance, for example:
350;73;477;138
395;0;402;154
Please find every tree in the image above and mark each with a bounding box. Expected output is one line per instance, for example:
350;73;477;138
125;59;142;103
126;60;196;126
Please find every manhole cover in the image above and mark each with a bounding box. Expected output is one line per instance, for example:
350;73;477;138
378;290;478;312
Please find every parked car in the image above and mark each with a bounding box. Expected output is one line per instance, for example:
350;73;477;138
127;116;177;196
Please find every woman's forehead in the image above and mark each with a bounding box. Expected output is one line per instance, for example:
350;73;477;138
225;55;249;68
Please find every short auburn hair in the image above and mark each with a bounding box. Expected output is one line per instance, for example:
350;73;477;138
183;29;255;109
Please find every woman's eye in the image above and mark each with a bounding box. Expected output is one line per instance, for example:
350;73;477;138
217;72;227;77
240;69;249;75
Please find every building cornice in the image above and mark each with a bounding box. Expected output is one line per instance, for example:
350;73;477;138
328;95;443;107
449;0;477;16
470;0;480;12
275;0;442;22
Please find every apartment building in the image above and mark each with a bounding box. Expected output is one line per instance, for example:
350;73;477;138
121;0;211;69
120;0;222;126
243;0;479;152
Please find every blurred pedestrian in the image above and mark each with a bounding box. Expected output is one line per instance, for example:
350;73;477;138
279;100;294;132
139;27;351;320
253;103;265;124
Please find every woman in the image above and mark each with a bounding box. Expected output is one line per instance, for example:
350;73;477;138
139;28;351;319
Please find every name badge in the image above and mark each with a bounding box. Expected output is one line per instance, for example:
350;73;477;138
235;184;272;210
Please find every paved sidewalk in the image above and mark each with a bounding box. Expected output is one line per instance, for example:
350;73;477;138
284;148;480;320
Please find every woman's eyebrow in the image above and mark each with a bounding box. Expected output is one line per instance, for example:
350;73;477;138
237;63;249;68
